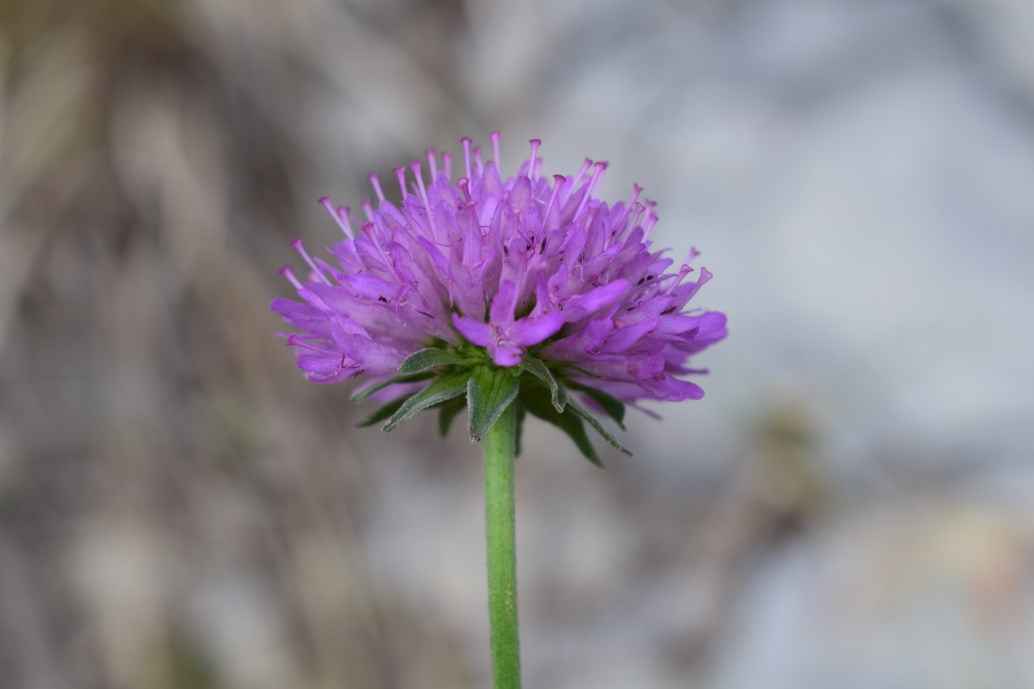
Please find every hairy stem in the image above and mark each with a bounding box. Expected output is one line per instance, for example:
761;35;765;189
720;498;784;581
482;402;522;689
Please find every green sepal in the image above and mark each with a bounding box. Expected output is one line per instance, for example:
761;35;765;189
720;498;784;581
357;395;412;427
565;394;632;456
398;347;467;374
437;397;466;437
467;366;521;442
520;384;602;467
384;371;470;432
566;381;626;429
351;372;435;403
518;357;566;412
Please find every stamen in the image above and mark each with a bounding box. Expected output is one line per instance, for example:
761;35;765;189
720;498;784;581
626;183;643;212
528;139;541;179
361;222;400;280
426;148;438;180
629;201;645;228
669;263;694;291
619;183;644;235
643;213;659;238
589;161;608;195
540;174;565;232
575;161;607;219
394;167;408;199
337;206;355;239
441;151;452;181
291;239;331;285
411;161;438;236
315;257;339;281
319;196;354;238
278;265;302;289
473;146;484;175
570;158;593;189
458;177;473;203
490;131;502;171
286;335;331;353
368;173;386;203
361;198;375;222
642;200;658;237
681;266;712;302
461;137;473;180
411;161;427;203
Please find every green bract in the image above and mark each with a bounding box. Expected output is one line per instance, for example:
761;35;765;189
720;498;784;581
354;345;631;466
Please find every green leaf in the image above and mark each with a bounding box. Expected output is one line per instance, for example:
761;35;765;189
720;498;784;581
351;372;435;403
437;397;466;438
467;366;521;441
518;357;566;412
357;395;412;427
398;347;466;374
384;371;470;432
565;395;632;456
520;385;602;467
566;382;626;428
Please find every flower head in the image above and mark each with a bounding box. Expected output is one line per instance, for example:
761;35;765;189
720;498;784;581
272;134;727;461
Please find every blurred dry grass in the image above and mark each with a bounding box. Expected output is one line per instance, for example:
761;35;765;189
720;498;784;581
0;2;460;687
3;1;1034;688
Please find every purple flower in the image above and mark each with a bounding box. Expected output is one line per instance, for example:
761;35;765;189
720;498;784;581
272;134;726;457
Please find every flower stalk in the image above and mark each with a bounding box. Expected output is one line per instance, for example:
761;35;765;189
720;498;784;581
482;402;522;689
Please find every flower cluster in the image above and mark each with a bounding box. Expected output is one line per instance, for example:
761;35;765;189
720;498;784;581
272;134;726;460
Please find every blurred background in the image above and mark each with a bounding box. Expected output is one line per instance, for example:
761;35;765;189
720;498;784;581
2;0;1034;687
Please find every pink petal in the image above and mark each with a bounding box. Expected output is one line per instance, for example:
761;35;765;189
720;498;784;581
564;280;628;321
452;313;492;347
490;342;523;367
489;279;518;324
514;311;565;346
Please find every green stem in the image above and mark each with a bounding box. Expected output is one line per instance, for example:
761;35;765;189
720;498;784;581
482;402;522;689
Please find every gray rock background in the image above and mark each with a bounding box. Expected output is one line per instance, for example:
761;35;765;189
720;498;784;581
2;1;1032;687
